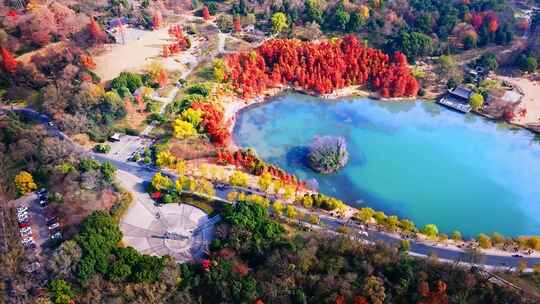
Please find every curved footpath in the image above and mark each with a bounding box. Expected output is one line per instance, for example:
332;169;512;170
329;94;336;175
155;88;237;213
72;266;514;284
3;106;540;271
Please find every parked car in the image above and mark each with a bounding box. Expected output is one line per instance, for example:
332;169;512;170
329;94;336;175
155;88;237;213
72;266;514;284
50;232;62;240
46;217;58;226
37;188;47;195
21;236;34;243
39;200;48;207
17;206;28;213
17;214;28;223
24;243;36;250
18;221;30;228
48;222;60;230
20;230;33;237
20;227;32;234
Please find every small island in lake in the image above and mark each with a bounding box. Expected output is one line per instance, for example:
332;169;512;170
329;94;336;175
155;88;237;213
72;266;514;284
308;135;349;174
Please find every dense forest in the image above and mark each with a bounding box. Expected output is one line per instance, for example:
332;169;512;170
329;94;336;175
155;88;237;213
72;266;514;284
6;198;534;303
2;0;540;303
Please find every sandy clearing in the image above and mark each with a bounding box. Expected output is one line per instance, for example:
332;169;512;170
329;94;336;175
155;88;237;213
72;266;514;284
93;26;200;82
498;76;540;126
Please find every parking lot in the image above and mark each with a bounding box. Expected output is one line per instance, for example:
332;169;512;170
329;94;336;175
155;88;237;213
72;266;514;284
107;135;152;162
14;190;61;256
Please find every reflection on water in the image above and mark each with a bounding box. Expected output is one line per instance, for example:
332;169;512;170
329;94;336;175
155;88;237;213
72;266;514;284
234;93;540;237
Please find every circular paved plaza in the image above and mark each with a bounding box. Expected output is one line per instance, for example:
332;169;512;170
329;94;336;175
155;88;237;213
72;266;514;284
120;202;215;262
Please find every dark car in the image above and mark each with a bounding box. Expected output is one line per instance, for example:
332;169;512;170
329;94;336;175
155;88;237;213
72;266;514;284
512;254;523;258
46;217;58;226
18;222;30;228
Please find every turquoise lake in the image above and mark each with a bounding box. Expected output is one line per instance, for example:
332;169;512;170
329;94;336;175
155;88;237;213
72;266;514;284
233;93;540;237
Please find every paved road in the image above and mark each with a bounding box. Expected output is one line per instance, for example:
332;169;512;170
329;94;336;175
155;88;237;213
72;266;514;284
3;106;540;270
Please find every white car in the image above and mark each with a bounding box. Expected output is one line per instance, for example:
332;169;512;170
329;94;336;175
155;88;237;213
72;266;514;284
20;230;33;237
21;236;34;243
17;206;28;213
48;222;60;230
17;213;28;222
20;227;32;234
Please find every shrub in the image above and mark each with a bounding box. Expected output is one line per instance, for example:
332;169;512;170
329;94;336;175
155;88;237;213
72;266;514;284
308;135;349;174
186;83;211;97
477;233;492;249
93;143;111;153
469;93;484;111
422;224;438;239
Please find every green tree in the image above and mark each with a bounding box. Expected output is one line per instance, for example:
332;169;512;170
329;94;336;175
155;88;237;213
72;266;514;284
469;93;484;111
385;215;399;231
518;54;538;73
451;230;462;241
476;52;498;72
305;0;323;24
100;162;116;183
399;239;410;252
399;219;415;232
422;224;438;239
48;279;75;304
387;31;433;61
271;12;288;34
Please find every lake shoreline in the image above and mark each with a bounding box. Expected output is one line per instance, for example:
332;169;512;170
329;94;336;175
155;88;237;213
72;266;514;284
224;84;422;150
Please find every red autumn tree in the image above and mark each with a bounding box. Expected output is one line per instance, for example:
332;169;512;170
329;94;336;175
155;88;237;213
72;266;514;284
162;46;170;57
233;18;242;32
88;19;106;42
135;94;145;112
488;19;499;33
202;6;210;21
152;11;163;29
192;102;230;146
1;47;18;74
80;54;96;70
157;69;168;87
225;35;418;98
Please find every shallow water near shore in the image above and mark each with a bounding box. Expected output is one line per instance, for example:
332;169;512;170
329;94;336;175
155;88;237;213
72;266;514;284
233;93;540;237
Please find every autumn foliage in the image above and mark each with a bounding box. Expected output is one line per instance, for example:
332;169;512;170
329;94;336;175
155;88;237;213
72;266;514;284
191;102;230;146
88;19;106;42
152;11;163;29
226;35;419;98
80;54;96;70
164;25;191;57
233;18;242;33
1;47;18;73
202;6;210;21
216;149;306;189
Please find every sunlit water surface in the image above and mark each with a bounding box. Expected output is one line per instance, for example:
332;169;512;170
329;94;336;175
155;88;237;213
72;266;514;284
234;93;540;237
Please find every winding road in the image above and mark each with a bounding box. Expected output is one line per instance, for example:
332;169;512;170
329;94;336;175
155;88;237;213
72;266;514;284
3;105;540;272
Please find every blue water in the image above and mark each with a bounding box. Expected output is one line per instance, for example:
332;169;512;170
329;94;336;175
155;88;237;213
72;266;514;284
233;93;540;237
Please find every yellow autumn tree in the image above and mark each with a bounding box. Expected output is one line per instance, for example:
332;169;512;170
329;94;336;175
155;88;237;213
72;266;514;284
14;171;37;195
229;170;248;187
151;172;172;190
156;150;177;168
181;108;204;129
359;5;370;19
257;172;273;192
172;119;197;138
